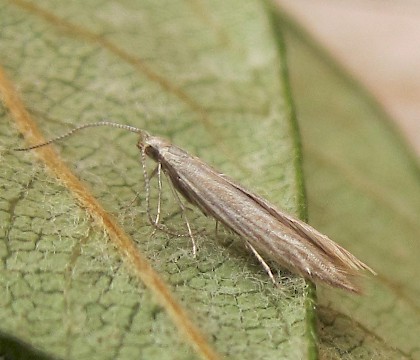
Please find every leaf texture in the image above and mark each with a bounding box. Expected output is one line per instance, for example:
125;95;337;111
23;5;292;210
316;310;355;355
0;1;313;359
279;10;420;359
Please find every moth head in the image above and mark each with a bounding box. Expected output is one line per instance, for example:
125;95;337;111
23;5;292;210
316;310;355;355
137;134;171;162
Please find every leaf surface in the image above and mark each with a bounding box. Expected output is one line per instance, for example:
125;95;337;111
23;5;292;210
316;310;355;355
0;1;313;359
279;11;420;360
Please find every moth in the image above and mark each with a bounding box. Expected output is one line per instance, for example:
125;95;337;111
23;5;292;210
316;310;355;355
16;121;375;293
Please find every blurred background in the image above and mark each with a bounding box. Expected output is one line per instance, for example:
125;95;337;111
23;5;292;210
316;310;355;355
277;0;420;156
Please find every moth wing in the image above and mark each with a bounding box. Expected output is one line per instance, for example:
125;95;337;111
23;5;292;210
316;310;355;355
219;174;375;275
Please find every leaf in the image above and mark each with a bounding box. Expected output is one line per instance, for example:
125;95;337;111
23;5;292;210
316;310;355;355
279;11;420;360
0;1;315;359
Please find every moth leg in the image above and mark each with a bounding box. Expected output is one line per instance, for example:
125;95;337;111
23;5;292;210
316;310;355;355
139;151;198;244
246;242;277;285
140;151;171;234
148;164;159;179
143;162;163;240
149;164;202;238
154;162;163;226
121;191;141;212
141;149;159;227
165;173;197;257
120;167;159;212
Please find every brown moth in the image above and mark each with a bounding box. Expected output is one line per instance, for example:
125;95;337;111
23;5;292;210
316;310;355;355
16;122;375;293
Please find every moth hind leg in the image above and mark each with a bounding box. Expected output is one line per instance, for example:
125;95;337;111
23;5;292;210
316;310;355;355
246;242;277;286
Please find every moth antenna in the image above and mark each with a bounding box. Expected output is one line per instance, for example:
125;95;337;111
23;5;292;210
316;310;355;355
14;121;146;151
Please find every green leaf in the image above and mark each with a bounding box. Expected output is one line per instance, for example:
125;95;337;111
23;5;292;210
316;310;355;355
0;1;314;359
279;11;420;360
